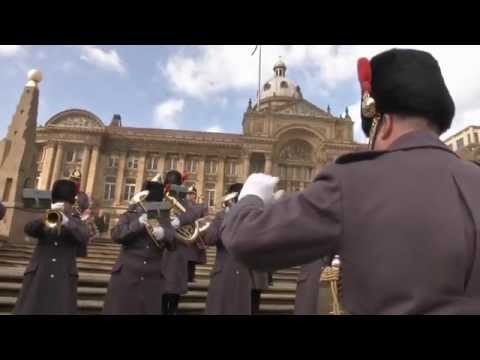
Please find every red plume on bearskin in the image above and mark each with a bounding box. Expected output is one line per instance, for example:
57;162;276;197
357;57;372;94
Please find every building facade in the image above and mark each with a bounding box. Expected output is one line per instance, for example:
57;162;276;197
34;61;360;232
444;125;480;152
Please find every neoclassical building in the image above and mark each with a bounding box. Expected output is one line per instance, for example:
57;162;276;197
33;60;360;232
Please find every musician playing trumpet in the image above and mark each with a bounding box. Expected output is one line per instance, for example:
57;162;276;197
103;175;176;314
14;179;90;314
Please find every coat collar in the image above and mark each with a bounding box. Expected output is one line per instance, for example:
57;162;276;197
336;130;458;164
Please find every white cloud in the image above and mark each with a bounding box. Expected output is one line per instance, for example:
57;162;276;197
162;45;480;138
80;45;126;74
205;125;224;133
153;99;184;129
0;45;23;57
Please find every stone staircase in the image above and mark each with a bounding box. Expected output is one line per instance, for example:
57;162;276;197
0;238;300;315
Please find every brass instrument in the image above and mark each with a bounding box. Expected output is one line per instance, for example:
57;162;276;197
318;255;348;315
164;188;211;245
221;192;238;209
44;205;65;235
130;190;166;250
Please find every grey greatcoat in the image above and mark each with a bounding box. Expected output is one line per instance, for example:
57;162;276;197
14;215;89;314
204;210;253;314
294;258;329;315
103;204;175;314
161;202;205;294
221;131;480;314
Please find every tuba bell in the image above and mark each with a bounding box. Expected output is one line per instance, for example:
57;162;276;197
164;188;211;245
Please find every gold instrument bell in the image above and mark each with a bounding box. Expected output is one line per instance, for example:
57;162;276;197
44;205;65;235
164;184;211;245
221;192;238;209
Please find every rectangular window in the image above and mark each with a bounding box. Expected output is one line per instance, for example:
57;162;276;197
205;184;216;207
205;159;217;174
66;151;75;163
76;150;83;162
226;160;237;176
104;177;116;201
166;156;178;171
186;159;197;173
127;157;138;170
123;178;136;201
108;156;119;169
146;157;158;170
456;138;465;150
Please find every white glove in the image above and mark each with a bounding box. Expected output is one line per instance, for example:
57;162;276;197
170;216;180;229
273;190;285;201
152;226;165;240
238;173;279;203
51;202;65;211
138;214;148;225
61;213;69;226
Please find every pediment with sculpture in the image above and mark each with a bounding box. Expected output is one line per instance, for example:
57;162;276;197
45;109;105;129
275;100;330;118
279;140;313;162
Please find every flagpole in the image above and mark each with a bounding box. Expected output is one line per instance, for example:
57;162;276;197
257;45;262;112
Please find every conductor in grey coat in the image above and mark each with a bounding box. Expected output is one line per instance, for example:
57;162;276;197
221;48;480;315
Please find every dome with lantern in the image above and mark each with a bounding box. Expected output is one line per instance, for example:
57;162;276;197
259;59;302;101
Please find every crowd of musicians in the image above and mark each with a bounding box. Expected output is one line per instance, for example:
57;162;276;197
3;48;480;315
2;168;295;315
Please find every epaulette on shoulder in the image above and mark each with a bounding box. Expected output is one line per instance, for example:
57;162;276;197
335;150;388;165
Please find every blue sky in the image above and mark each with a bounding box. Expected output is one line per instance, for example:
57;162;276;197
1;45;479;143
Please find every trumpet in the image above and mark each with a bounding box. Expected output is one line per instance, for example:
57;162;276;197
130;190;165;250
44;206;65;235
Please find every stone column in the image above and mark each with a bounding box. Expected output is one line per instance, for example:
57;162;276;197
80;146;92;192
50;142;64;185
196;157;205;199
215;157;225;208
265;153;273;175
135;152;147;192
157;153;165;177
85;145;100;197
242;154;250;181
38;142;56;190
178;153;185;174
114;152;127;205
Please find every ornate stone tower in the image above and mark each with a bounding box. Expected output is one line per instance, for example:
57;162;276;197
0;70;42;243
